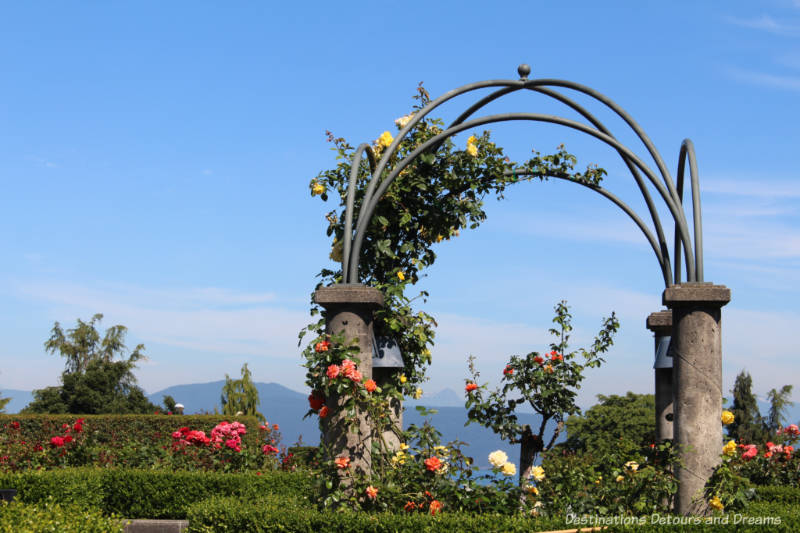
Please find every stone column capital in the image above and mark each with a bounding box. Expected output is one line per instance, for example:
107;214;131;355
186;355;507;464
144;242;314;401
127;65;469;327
314;284;384;308
646;310;673;335
662;283;731;309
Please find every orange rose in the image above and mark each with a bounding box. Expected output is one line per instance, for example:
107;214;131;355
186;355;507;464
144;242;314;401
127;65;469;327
429;500;443;515
364;379;377;392
465;383;478;392
319;406;329;418
335;456;350;469
424;456;442;472
365;485;378;500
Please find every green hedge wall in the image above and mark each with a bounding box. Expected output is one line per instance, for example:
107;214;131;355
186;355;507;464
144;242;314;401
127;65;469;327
185;494;800;533
0;414;263;451
0;468;312;519
0;500;125;533
754;485;800;504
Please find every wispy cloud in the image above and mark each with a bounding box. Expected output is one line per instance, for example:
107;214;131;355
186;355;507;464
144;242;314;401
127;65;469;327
725;14;800;36
726;66;800;91
701;177;800;199
15;281;308;359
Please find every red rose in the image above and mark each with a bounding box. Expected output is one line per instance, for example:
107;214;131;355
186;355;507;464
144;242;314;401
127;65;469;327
63;435;73;444
503;365;513;376
319;406;330;418
308;391;325;411
50;436;65;447
533;356;544;365
10;421;20;429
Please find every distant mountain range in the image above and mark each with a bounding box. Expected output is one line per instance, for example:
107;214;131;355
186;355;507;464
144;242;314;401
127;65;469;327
4;381;799;469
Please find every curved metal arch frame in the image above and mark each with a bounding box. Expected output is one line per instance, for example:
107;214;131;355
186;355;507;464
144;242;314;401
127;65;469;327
341;67;704;290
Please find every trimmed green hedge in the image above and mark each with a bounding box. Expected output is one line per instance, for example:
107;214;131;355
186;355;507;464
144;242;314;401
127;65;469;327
184;494;800;533
0;500;125;533
185;495;568;533
0;468;312;519
0;414;263;451
754;485;800;504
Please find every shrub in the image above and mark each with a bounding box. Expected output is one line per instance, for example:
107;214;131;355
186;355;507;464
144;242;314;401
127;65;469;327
186;495;568;533
0;499;125;533
0;468;312;519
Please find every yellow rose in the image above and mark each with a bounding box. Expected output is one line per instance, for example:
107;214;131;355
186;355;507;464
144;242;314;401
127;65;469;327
616;475;625;483
624;461;639;472
488;450;508;468
709;495;724;511
723;440;737;456
414;388;423;399
377;130;393;148
466;135;478;157
399;374;407;384
397;271;405;281
400;443;409;451
501;462;517;476
721;410;735;425
530;466;545;481
527;485;539;495
311;181;325;196
436;234;444;243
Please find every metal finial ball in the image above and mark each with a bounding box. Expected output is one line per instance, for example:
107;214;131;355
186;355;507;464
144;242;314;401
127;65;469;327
517;63;531;80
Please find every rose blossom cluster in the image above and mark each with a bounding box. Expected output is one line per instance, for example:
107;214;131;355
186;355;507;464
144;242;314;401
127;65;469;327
327;359;363;383
171;427;211;447
50;418;84;448
211;421;247;452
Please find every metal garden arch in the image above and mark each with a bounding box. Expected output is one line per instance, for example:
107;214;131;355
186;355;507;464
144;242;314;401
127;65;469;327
315;65;730;515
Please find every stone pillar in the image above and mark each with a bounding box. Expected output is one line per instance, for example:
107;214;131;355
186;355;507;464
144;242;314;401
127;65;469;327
663;282;730;515
314;284;383;478
372;367;403;453
647;310;673;442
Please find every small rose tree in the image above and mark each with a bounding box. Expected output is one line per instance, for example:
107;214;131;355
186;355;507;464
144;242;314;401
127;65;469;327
464;301;619;487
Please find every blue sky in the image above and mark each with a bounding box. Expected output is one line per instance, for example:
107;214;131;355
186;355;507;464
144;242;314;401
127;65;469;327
1;1;798;411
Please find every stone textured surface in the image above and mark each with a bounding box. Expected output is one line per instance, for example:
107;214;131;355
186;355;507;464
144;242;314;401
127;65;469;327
123;520;189;533
663;283;730;515
314;284;383;478
373;367;403;453
647;310;674;442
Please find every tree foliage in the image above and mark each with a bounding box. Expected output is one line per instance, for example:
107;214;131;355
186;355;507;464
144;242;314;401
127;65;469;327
564;392;656;456
464;301;619;483
221;363;264;423
0;394;9;414
44;313;144;374
766;385;794;434
727;371;769;444
24;314;157;414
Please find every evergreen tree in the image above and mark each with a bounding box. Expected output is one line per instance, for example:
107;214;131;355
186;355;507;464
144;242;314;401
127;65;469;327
728;371;768;444
766;385;794;434
221;363;264;422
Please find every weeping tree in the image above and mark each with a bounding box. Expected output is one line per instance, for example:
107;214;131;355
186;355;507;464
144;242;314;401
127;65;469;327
221;363;264;422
